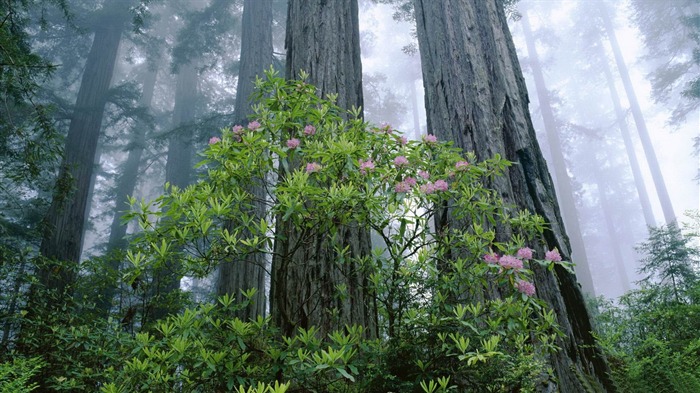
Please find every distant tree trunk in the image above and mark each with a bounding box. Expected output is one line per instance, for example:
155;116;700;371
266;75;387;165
600;3;676;224
592;157;631;293
151;63;198;322
271;0;375;338
413;0;616;391
216;0;273;320
521;9;596;295
36;7;126;301
598;41;657;227
98;68;158;313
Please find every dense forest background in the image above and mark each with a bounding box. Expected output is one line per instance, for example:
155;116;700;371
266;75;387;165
1;0;699;392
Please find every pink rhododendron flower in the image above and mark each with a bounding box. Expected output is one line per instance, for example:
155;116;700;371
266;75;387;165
395;181;411;193
418;170;430;179
398;136;408;146
380;123;393;134
420;182;436;194
247;120;261;131
455;161;469;171
286;138;300;149
305;162;322;173
393;156;409;167
517;247;533;260
359;159;375;175
232;125;244;134
545;249;562;262
423;134;437;144
208;136;221;144
483;253;499;264
515;280;536;296
404;177;417;187
433;179;449;192
499;255;523;269
304;125;316;136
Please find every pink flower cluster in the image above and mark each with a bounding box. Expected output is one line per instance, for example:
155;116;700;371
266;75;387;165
418;170;430;179
395;181;412;193
304;125;316;136
420;179;449;194
515;280;536;296
398;136;408;146
394;156;409;167
248;121;261;131
286;138;300;149
517;247;533;260
423;134;437;144
483;253;499;264
545;249;562;262
359;159;375;175
208;136;221;145
231;125;245;141
455;161;469;171
499;255;523;269
305;162;322;173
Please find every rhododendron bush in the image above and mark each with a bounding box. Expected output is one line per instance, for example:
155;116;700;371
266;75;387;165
106;70;572;392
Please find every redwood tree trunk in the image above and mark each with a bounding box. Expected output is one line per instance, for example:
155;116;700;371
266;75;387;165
413;0;616;391
37;7;126;299
600;3;676;224
216;0;273;320
271;0;375;338
521;9;596;295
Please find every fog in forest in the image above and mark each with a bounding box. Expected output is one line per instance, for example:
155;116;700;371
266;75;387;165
2;0;699;391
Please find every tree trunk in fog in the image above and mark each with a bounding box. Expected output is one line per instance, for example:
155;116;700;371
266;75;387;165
36;7;126;301
98;68;158;313
600;4;676;225
413;1;616;391
521;10;596;296
598;40;657;228
271;0;375;338
216;0;272;320
151;64;198;322
592;157;631;293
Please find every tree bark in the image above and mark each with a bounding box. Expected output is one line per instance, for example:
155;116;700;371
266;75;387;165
413;0;616;391
271;0;375;338
216;0;273;321
36;6;126;299
600;3;676;225
521;9;596;296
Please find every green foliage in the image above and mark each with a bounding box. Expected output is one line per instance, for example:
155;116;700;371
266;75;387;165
591;212;700;392
7;71;571;392
0;356;43;393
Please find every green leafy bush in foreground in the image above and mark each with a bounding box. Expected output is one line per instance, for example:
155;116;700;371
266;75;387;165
8;70;572;392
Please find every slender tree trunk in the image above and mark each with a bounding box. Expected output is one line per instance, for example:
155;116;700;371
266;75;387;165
413;0;616;391
598;41;657;227
592;157;631;293
36;8;125;300
150;64;198;322
216;0;273;321
600;3;676;224
521;9;596;295
98;68;158;313
271;0;375;338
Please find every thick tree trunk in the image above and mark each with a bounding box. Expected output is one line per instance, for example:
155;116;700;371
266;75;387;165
413;0;616;391
216;0;273;321
600;4;676;225
151;64;198;322
271;0;375;338
598;40;657;228
98;68;158;313
521;10;596;296
36;8;125;299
